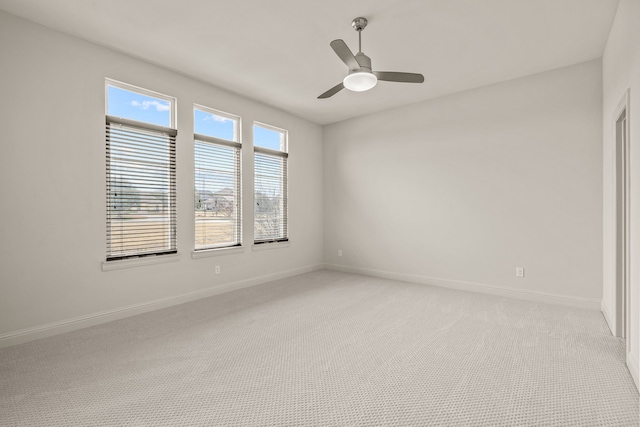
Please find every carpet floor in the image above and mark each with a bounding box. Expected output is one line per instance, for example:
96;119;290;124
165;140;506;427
0;270;638;426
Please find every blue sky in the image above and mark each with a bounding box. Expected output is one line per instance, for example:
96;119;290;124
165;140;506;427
107;85;171;127
253;125;284;151
195;109;236;141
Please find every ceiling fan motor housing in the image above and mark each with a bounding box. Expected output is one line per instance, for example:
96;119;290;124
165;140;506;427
353;52;372;73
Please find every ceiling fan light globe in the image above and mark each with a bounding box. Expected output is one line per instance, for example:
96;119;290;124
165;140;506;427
343;72;377;92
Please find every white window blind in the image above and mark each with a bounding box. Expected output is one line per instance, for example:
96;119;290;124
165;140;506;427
106;116;177;260
254;134;288;243
194;134;242;250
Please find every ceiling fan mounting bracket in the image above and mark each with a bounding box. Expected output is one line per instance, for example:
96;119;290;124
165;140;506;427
351;17;368;32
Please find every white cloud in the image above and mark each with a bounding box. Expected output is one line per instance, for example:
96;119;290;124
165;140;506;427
204;114;232;123
131;100;170;112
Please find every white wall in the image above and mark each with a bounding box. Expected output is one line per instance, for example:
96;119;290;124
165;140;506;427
0;11;323;345
602;0;640;388
324;60;603;306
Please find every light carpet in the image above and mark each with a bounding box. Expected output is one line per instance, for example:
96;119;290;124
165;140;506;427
0;270;638;426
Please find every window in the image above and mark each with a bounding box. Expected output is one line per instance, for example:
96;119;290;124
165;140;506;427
105;80;177;261
194;106;242;250
254;123;288;244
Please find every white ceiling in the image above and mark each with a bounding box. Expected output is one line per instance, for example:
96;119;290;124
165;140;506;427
0;0;619;125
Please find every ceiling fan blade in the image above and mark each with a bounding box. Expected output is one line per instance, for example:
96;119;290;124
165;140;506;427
330;39;360;71
374;71;425;83
318;82;345;99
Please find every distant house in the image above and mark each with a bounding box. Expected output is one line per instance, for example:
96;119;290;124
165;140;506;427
198;188;234;216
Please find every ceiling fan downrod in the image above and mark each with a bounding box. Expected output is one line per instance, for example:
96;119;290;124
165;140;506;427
352;17;368;53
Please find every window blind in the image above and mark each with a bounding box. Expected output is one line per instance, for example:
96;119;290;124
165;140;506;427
194;134;242;250
254;147;288;243
106;116;177;260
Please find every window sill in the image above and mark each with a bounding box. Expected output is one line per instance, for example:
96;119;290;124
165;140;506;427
191;246;245;259
101;253;181;271
252;241;290;251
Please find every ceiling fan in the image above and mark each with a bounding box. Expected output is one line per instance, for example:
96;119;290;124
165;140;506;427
318;17;424;99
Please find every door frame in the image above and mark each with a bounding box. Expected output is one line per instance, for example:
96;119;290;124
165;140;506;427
612;89;630;352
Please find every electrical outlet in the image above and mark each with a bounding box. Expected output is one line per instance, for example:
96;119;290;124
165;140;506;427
215;265;221;275
338;249;342;257
515;267;524;278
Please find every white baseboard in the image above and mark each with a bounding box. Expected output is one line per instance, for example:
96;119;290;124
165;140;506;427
0;264;324;349
601;300;615;335
628;351;639;392
325;264;601;310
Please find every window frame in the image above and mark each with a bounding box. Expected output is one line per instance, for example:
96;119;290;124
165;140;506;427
253;121;289;246
193;104;239;142
193;105;243;252
104;79;177;264
105;78;176;128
